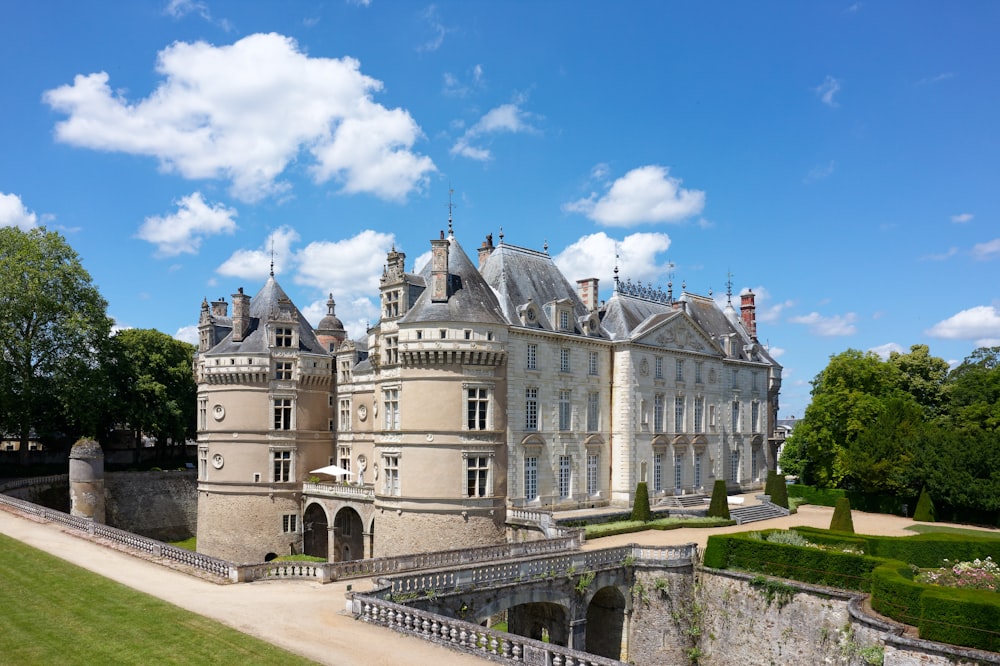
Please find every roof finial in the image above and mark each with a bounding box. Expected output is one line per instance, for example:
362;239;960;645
543;239;549;254
447;186;455;237
613;244;621;291
726;270;734;304
498;226;504;243
269;238;275;277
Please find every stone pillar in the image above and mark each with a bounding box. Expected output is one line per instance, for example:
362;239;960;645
69;438;105;523
569;617;587;652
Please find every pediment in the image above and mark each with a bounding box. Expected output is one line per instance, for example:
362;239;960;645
633;313;720;354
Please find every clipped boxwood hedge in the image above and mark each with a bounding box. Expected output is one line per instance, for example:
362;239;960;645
870;561;925;626
586;516;734;539
787;484;914;516
919;585;1000;652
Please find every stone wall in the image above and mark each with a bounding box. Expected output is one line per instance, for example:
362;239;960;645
696;569;999;666
373;509;506;558
105;470;197;542
627;565;697;666
197;490;300;563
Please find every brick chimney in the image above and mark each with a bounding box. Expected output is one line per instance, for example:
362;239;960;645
740;289;757;340
231;287;251;342
430;232;450;302
576;277;599;312
478;234;495;269
210;297;228;318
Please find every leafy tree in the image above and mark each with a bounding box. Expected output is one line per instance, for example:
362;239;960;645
0;227;112;462
918;424;1000;518
106;329;197;461
631;482;651;522
841;397;923;495
888;344;949;416
944;347;1000;432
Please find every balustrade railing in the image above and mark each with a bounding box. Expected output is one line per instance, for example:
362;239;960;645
354;596;624;666
302;481;375;501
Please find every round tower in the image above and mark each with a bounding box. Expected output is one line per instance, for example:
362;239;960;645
69;437;105;522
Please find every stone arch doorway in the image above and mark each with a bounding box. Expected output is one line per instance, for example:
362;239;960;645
507;602;569;647
585;586;626;658
334;506;364;562
302;504;329;560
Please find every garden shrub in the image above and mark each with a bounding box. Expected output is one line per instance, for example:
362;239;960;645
786;484;913;516
768;471;789;509
707;479;730;519
919;585;1000;652
790;526;867;551
631;482;651;522
913;487;936;522
870;561;925;626
830;497;855;533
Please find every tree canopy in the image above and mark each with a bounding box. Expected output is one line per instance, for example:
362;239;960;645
0;227;112;460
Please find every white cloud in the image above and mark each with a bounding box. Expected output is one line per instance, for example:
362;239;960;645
217;226;300;279
137;192;237;256
926;305;1000;345
173;325;200;345
951;212;973;223
869;342;905;360
164;0;208;19
293;229;396;298
814;76;841;107
563;165;706;227
766;346;786;359
417;5;448;53
553;231;672;288
916;72;954;86
971;238;1000;261
0;192;39;229
44;33;435;202
789;311;858;336
804;160;836;183
412;249;432;274
443;64;485;98
451;102;538;161
921;247;958;261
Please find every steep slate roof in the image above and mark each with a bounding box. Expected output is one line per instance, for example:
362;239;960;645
400;235;507;325
206;275;326;355
479;242;590;327
601;294;678;341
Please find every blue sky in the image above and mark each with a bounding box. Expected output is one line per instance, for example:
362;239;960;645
2;1;998;418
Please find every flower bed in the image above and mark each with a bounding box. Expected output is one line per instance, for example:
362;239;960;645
916;557;999;592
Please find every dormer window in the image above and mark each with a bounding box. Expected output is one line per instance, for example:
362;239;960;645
559;310;570;331
383;290;400;318
275;327;294;348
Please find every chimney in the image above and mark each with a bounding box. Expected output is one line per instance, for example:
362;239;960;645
430;232;450;302
211;297;228;318
577;277;599;312
740;289;757;340
478;234;495;269
231;287;251;342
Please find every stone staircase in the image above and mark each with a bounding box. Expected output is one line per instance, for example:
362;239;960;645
656;493;708;509
729;499;789;525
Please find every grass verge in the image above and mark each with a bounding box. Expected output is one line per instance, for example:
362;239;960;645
904;524;1000;540
0;533;318;665
585;516;735;539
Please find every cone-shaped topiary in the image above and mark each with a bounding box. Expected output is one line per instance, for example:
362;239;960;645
769;471;789;509
707;479;731;519
913;487;935;522
631;481;651;522
829;497;855;533
764;470;777;498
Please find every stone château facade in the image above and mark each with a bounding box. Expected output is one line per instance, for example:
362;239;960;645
194;224;781;563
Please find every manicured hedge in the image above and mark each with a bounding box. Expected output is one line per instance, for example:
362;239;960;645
829;497;855;533
707;479;730;519
787;484;914;516
631;482;651;522
919;585;1000;652
790;526;867;551
866;533;1000;568
870;561;925;626
586;516;734;539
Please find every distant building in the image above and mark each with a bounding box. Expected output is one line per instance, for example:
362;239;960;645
194;225;782;563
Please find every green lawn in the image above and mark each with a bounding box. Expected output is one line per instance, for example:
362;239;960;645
0;533;318;665
904;524;1000;539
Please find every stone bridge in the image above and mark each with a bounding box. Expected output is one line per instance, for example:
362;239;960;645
360;543;698;662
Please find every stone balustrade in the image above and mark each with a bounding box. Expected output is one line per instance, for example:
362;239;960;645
302;481;375;501
354;596;623;666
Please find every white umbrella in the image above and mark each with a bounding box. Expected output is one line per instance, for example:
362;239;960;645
310;464;352;479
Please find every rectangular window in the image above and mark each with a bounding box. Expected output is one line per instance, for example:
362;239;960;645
275;361;293;380
384;388;400;430
559;310;570;331
730;450;740;482
560;348;570;372
525;388;538;430
273;398;293;430
198;448;207;480
653;451;664;492
282;514;297;533
751;401;760;433
674;396;685;432
527;343;537;370
383;290;399;318
653;394;665;433
524;456;538;501
272;450;292;482
587;453;599;496
466;455;490;497
695;362;703;384
466;387;490;430
198;399;207;431
674;450;684;489
339;399;351;432
383;335;398;365
694;397;704;434
694;453;702;488
588;351;599;376
675;359;683;381
654;356;663;379
558;455;571;498
731;368;739;389
275;327;293;347
558;389;572;431
383;455;399;496
338;446;351;477
752;448;760;481
731;401;740;432
587;392;600;432
339;359;352;383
